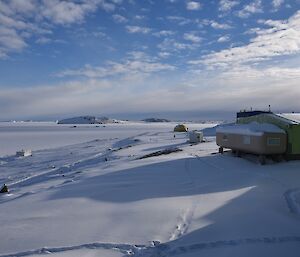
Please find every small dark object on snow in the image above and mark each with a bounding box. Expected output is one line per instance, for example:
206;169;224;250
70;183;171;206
0;184;9;193
105;157;108;162
151;240;161;246
138;148;183;159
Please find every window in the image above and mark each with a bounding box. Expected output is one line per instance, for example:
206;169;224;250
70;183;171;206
267;138;280;146
243;135;251;145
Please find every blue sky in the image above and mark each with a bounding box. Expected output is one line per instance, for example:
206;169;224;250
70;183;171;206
0;0;300;120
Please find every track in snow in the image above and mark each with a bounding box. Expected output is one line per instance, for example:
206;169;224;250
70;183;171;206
2;236;300;257
0;135;145;205
284;188;300;214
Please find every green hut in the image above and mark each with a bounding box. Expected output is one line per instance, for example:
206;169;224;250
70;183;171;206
237;111;300;159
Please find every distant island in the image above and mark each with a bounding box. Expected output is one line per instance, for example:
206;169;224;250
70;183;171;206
142;118;170;123
57;116;120;124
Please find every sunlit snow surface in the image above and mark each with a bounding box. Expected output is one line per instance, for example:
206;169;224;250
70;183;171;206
0;121;300;257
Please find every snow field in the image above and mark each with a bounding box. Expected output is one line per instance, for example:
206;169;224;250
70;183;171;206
0;122;300;256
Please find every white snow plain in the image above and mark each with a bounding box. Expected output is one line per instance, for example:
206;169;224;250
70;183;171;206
0;121;300;257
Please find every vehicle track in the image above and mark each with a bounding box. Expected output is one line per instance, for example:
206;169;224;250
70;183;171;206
2;235;300;257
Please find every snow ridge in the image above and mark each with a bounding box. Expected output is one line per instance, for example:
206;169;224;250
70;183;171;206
2;236;300;257
0;242;146;257
284;188;300;214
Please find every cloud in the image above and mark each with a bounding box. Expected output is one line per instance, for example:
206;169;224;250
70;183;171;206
272;0;284;10
134;15;145;20
210;21;233;29
1;64;300;119
112;14;128;23
41;1;97;25
4;0;37;15
158;51;171;58
181;65;300;111
166;16;191;26
35;37;52;44
0;27;27;57
186;1;202;11
0;0;123;58
217;35;230;42
153;30;175;37
191;10;300;68
0;80;117;119
183;32;202;43
200;19;233;29
219;0;239;12
126;25;151;34
237;0;263;18
158;38;199;52
57;52;175;79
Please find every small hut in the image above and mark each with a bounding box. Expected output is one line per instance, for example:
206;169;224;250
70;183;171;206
174;124;188;132
189;131;203;143
16;149;32;157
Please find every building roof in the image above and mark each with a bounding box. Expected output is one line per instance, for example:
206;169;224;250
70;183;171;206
276;113;300;124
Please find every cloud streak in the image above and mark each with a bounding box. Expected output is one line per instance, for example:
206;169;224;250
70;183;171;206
57;52;176;79
126;25;151;34
191;11;300;68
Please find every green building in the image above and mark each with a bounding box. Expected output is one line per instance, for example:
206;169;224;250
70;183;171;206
236;111;300;159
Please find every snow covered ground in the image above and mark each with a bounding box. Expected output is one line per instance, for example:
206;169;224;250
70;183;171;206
0;121;212;157
0;121;300;257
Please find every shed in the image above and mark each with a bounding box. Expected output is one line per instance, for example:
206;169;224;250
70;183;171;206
16;149;32;157
189;131;203;143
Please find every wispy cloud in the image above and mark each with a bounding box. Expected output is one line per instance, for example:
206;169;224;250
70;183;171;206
237;0;263;18
158;38;200;52
153;30;175;37
166;16;191;26
272;0;284;10
158;51;171;58
217;35;230;42
219;0;240;12
112;14;128;23
41;1;98;25
193;10;300;68
183;32;202;43
126;25;151;34
210;21;233;29
1;64;300;119
186;1;202;11
0;0;122;58
200;19;233;29
57;52;175;79
0;27;27;58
